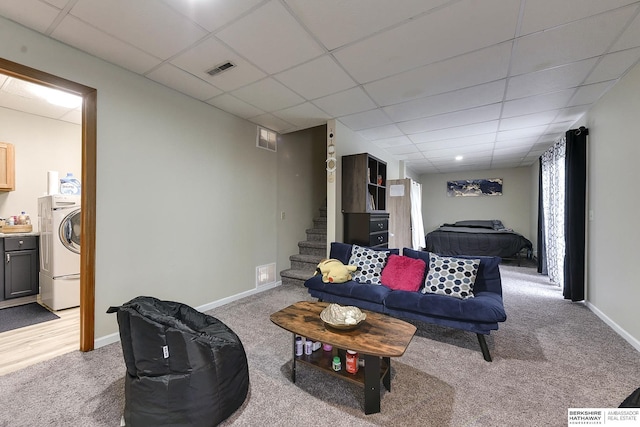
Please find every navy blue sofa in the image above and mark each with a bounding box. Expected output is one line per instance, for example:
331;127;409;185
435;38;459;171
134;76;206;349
304;242;507;361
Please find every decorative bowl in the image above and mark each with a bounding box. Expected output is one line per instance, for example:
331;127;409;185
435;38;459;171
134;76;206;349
320;304;366;330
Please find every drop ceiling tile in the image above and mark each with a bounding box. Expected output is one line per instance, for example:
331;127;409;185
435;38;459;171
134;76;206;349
553;106;588;124
357;124;404;141
170;36;266;91
59;108;82;125
585;48;640;84
274;56;357;100
215;1;324;74
519;0;638;36
272;102;331;129
568;81;615;106
162;0;263;32
285;0;450;50
499;111;560;131
338;109;391;131
250;113;295;133
545;121;575;134
42;0;71;7
372;136;413;148
398;104;502;134
0;0;60;33
364;42;512;106
231;78;305;112
394;152;428;161
383;80;506;122
497;124;550;141
511;6;634;75
206;94;265;119
611;9;640;51
385;144;420;155
409;121;499;144
416;133;497;151
146;64;223;101
502;89;575;118
312;87;377;117
69;0;207;60
493;145;532;157
52;16;162;75
333;0;520;83
506;58;598;100
494;137;538;148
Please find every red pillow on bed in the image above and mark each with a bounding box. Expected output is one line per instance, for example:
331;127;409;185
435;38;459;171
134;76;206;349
380;254;426;292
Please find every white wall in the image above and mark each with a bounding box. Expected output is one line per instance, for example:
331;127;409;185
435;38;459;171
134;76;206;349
0;108;80;227
420;167;533;242
1;16;280;340
582;60;640;347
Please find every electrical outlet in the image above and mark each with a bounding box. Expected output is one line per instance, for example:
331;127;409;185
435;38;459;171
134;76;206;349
280;211;285;220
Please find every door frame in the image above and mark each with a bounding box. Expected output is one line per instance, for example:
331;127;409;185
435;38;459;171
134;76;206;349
0;57;96;351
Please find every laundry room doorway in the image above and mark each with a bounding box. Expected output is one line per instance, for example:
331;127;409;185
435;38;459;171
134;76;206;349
0;57;97;353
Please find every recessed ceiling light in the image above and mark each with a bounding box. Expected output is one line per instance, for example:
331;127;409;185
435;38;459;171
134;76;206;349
455;155;463;161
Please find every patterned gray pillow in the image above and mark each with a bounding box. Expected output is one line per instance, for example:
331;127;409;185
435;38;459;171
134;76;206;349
348;244;390;285
422;254;480;299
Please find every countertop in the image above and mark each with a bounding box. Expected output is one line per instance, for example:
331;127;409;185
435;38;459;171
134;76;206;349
0;232;40;237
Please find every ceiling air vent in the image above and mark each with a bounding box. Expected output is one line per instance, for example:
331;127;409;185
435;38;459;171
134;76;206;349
206;61;236;76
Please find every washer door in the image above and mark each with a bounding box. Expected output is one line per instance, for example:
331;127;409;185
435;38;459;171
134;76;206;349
58;208;81;254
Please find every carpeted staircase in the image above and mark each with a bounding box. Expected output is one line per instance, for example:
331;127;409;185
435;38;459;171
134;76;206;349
280;206;327;287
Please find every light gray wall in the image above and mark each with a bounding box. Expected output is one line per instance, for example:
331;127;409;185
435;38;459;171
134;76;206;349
0;108;81;227
277;125;326;273
1;17;281;340
582;60;640;348
420;167;533;242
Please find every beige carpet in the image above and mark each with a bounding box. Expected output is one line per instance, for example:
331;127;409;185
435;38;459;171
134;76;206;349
0;264;638;426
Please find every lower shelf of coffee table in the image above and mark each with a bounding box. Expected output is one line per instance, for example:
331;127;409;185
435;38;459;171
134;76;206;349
295;348;389;387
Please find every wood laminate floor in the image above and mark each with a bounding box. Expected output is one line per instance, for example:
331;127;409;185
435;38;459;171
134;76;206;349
0;304;79;376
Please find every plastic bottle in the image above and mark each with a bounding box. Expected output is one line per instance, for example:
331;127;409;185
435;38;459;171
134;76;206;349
295;337;303;356
304;338;313;355
332;356;341;371
346;350;359;374
60;172;81;195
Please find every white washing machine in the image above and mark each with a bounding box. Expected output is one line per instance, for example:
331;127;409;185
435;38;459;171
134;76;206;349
38;195;81;310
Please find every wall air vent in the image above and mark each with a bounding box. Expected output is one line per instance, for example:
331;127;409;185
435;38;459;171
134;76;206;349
206;61;236;76
256;263;277;288
257;126;278;152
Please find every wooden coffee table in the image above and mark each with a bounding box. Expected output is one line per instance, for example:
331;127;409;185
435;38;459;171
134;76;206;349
270;301;416;414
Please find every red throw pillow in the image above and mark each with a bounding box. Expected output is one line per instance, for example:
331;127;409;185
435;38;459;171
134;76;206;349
380;254;426;292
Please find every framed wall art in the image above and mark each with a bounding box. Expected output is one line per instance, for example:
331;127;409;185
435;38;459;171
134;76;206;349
447;178;503;197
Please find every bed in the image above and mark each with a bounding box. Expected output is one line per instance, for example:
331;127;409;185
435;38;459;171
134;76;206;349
425;220;533;259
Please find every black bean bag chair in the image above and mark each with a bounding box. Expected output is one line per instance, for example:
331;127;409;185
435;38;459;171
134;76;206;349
107;296;249;427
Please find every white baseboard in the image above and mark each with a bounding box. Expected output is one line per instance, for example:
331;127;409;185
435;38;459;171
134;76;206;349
94;280;282;349
586;301;640;352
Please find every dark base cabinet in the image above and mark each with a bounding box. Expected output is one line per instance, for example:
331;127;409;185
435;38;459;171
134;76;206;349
3;236;39;299
344;213;389;248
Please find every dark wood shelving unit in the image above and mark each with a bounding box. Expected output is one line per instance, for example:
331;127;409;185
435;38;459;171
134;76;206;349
342;153;389;248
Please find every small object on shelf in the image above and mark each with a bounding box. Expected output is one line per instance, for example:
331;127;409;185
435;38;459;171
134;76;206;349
304;338;313;355
377;175;382;185
346;350;359;374
322;343;333;352
332;356;341;372
312;341;322;352
295;336;303;356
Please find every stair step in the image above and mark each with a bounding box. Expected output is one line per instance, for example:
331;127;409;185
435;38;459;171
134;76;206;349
280;268;316;287
290;253;323;270
299;240;327;256
305;228;327;242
